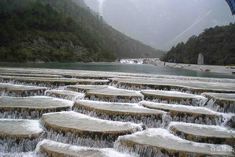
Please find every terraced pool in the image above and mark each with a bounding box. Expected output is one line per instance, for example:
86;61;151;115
0;67;234;157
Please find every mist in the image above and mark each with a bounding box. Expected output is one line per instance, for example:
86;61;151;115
84;0;234;50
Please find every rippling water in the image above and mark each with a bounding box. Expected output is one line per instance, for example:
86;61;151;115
0;62;234;79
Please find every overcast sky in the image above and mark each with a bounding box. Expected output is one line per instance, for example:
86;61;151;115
84;0;234;50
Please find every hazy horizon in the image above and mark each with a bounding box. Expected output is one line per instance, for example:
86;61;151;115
85;0;234;51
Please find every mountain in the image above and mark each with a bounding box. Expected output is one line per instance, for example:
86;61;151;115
84;0;234;50
0;0;163;62
161;24;235;65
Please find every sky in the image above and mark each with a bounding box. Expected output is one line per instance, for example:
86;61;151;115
84;0;234;50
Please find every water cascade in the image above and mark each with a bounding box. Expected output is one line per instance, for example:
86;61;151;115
73;100;165;128
203;93;235;113
0;68;234;157
85;87;144;103
0;96;73;119
45;90;84;101
142;90;208;106
41;111;143;148
0;119;44;153
114;128;234;157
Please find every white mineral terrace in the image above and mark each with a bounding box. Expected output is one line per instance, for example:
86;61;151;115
115;128;234;157
66;84;108;92
168;122;235;142
114;77;235;93
37;139;134;157
0;75;110;86
0;75;79;84
0;72;62;78
0;119;43;139
0;83;47;92
86;87;143;102
140;101;224;125
45;90;84;101
0;96;73;110
0;83;46;97
1;67;234;83
203;92;235;102
74;100;165;127
0;96;73;119
0;67;234;156
75;100;165;115
141;90;207;106
140;101;220;116
41;111;142;136
0;119;44;153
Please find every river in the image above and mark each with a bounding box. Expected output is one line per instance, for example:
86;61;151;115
0;62;234;79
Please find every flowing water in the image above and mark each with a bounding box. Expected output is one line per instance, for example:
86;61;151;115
0;67;234;157
0;62;234;79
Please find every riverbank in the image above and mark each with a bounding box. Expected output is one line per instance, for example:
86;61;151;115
120;58;235;75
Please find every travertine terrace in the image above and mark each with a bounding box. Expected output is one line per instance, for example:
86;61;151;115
0;67;234;157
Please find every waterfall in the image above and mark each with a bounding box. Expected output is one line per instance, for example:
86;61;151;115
45;129;114;148
0;138;42;153
74;107;162;128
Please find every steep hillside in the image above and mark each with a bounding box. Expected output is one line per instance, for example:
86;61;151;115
0;0;163;62
161;24;235;65
84;0;234;50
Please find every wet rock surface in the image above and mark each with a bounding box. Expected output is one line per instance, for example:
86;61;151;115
168;122;235;146
41;111;142;147
0;119;43;152
202;92;235;113
0;67;234;157
0;96;73;119
45;90;84;101
74;100;165;127
37;139;133;157
115;128;234;157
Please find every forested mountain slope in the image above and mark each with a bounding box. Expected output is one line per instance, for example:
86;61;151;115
162;24;235;65
0;0;163;62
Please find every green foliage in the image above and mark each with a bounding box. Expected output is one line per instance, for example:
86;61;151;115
0;0;162;62
161;24;235;65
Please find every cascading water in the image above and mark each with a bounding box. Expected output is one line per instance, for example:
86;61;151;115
0;69;234;157
45;128;114;148
205;98;235;113
73;107;162;128
0;138;43;153
0;108;72;119
0;152;44;157
85;96;143;103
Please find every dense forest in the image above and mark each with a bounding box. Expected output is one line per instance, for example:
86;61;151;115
0;0;163;62
161;23;235;65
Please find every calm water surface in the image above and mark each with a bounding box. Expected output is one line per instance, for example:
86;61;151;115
0;62;234;79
